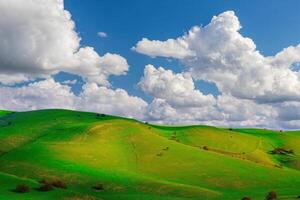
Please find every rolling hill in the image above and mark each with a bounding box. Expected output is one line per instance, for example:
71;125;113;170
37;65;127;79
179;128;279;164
0;109;300;200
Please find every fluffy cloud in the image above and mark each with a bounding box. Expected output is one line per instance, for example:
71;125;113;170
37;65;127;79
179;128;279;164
0;79;147;119
0;79;76;110
140;65;275;127
0;0;128;85
133;11;300;128
139;65;215;108
132;38;194;59
216;95;276;127
0;0;146;121
134;11;300;104
78;83;147;119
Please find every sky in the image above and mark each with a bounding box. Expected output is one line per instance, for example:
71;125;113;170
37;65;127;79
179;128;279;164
1;0;300;129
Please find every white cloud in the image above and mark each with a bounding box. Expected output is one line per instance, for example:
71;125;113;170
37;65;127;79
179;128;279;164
140;65;276;127
2;2;300;130
97;32;108;38
0;79;148;119
62;79;77;85
133;11;300;128
0;0;128;85
216;95;276;128
0;79;76;111
132;38;194;59
134;11;300;104
78;83;147;119
139;65;215;108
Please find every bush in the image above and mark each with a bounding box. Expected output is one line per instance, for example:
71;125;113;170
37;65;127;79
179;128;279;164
96;113;106;118
14;184;30;193
39;179;49;184
92;183;104;191
162;147;169;151
52;180;67;189
270;148;294;155
241;197;251;200
265;191;277;200
37;183;54;192
203;146;209;150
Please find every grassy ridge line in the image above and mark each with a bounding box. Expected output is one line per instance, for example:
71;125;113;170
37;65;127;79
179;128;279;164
0;110;13;117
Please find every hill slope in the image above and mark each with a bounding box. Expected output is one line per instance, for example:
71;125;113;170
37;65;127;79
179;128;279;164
0;109;300;200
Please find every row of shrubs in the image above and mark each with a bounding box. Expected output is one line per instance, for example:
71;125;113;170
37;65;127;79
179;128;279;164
242;190;300;200
13;183;300;199
13;179;104;193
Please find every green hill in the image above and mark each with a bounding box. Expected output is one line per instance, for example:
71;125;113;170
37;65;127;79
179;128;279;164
0;109;299;200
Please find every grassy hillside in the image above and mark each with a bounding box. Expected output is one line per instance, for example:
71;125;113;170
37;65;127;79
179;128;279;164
0;109;300;200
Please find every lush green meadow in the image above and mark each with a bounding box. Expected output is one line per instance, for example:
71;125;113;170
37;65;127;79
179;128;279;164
0;109;300;200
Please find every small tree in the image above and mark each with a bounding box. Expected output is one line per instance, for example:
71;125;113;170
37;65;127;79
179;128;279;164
14;184;30;193
203;146;209;150
51;180;67;189
265;191;277;200
163;147;169;151
37;183;54;192
92;183;104;191
241;197;251;200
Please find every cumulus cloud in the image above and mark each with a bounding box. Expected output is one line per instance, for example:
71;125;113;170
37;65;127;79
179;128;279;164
132;38;194;59
78;83;147;119
0;0;128;85
134;11;300;104
139;65;215;108
0;0;146;121
140;65;275;127
0;79;76;110
2;2;300;130
0;79;147;119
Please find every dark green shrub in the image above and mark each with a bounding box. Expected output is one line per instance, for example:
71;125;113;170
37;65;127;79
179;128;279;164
52;180;67;189
37;183;54;192
96;113;106;117
270;148;294;155
203;146;209;150
265;191;277;200
92;183;104;191
14;184;30;193
241;197;251;200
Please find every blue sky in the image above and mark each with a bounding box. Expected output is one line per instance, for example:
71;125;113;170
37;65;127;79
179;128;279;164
1;0;300;129
64;0;300;99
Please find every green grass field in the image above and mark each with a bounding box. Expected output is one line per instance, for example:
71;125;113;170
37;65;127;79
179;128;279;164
0;109;300;200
